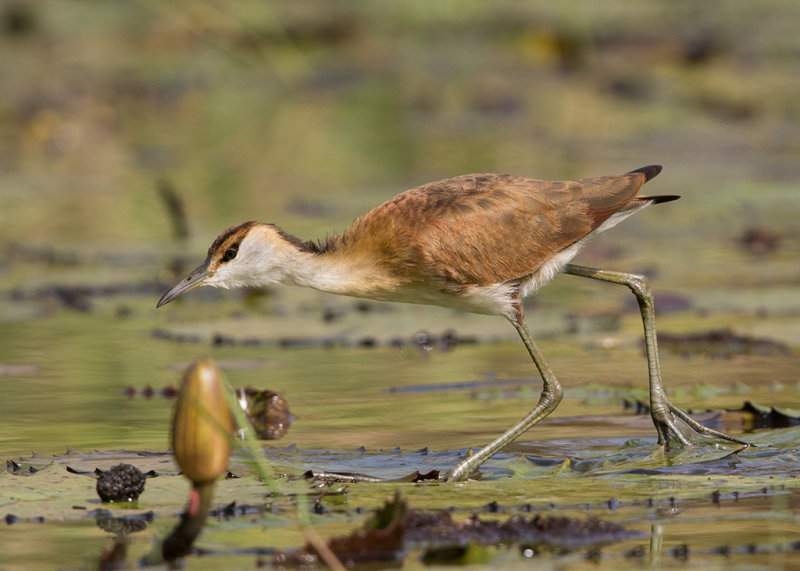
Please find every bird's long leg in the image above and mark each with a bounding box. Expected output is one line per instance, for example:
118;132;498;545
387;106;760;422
444;318;563;482
563;263;748;447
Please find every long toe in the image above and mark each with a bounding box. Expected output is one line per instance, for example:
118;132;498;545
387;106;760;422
667;404;752;447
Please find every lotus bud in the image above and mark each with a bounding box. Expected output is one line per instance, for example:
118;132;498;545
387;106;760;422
171;359;234;485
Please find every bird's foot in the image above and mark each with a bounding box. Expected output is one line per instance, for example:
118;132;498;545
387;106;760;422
653;400;751;450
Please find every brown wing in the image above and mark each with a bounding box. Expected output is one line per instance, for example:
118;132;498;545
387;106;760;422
337;170;649;286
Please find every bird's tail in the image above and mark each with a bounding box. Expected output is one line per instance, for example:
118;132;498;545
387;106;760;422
638;194;680;204
628;164;662;182
627;165;679;203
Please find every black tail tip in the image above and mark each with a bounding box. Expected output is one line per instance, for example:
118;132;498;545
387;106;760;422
647;194;680;204
629;164;662;182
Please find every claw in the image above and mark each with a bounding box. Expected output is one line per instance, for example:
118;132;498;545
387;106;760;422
654;415;692;448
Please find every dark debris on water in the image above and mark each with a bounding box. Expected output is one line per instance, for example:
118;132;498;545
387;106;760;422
6;458;51;475
274;492;640;567
734;400;800;429
406;510;640;550
236;387;292;440
150;326;477;352
656;328;791;358
122;384;294;440
95;464;146;503
622;398;800;430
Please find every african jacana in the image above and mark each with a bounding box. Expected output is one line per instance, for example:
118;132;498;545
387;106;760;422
158;166;746;481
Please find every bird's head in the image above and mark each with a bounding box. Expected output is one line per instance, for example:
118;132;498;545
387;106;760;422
157;221;299;307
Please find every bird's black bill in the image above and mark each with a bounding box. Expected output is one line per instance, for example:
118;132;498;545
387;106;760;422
157;262;210;308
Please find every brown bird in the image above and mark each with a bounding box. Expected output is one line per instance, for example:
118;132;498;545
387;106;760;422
158;165;746;481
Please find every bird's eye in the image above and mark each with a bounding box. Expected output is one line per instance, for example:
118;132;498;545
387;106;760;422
222;246;239;262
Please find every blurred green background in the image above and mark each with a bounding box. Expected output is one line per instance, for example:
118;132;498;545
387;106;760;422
2;1;799;246
1;2;799;569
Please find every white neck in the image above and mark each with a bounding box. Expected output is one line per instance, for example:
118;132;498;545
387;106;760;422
281;249;374;296
209;226;388;298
